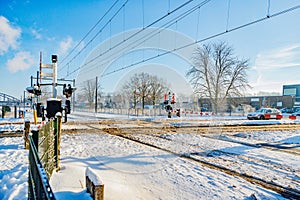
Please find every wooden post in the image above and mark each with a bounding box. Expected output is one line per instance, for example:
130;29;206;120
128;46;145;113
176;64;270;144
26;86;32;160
33;110;38;124
55;114;62;171
86;167;104;200
24;121;30;149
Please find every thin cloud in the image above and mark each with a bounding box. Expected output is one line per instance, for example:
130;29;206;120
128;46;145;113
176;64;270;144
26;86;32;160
0;16;21;55
31;28;42;39
6;51;35;73
249;43;300;93
57;36;73;55
254;43;300;70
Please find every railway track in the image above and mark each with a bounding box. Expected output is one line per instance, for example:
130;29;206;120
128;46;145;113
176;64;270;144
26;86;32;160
84;123;300;199
94;121;300;156
1;119;300;198
200;133;300;156
0;132;23;138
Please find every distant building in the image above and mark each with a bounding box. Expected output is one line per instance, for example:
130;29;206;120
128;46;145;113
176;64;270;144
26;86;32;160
198;95;293;111
196;84;300;112
282;84;300;103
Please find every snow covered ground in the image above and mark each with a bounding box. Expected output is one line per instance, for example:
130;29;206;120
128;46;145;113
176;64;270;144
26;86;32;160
0;137;28;200
0;112;300;199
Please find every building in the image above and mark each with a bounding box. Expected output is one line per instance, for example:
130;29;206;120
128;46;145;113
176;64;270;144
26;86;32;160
196;84;300;112
198;95;293;112
282;84;300;103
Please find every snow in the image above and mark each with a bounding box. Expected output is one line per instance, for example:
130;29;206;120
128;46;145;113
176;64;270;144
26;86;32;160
86;167;103;185
0;112;300;199
0;137;28;200
50;133;286;200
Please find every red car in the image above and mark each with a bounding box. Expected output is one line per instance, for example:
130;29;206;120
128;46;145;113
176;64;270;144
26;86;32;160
247;108;282;120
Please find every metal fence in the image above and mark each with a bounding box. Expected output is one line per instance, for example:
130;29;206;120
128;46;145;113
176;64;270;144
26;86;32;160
28;134;56;200
27;116;61;200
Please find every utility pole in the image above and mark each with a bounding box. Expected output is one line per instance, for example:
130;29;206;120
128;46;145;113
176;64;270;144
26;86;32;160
52;55;58;98
73;79;75;112
95;76;98;113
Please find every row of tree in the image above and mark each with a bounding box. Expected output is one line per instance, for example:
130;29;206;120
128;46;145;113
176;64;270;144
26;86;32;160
77;42;250;114
119;72;170;109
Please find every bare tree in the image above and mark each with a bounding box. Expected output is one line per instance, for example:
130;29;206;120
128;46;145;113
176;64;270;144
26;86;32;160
121;72;150;110
121;75;140;110
79;78;102;108
136;72;150;109
120;72;170;111
187;42;250;114
148;76;169;106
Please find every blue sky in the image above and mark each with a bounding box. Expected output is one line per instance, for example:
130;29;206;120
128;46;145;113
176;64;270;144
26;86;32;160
1;0;300;99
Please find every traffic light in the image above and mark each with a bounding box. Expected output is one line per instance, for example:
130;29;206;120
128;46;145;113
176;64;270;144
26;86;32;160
171;93;175;104
65;99;71;114
35;86;41;96
164;94;168;104
63;84;73;98
52;55;57;63
36;102;44;117
63;84;67;96
67;84;73;97
26;85;41;96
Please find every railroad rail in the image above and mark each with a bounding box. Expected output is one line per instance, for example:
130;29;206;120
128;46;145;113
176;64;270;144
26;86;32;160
1;119;299;198
82;122;300;199
108;131;300;199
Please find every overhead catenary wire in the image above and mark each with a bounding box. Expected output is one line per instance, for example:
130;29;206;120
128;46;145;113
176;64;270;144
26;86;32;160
59;0;129;73
100;3;300;77
61;0;195;78
63;2;300;80
195;6;201;41
59;0;120;66
226;0;231;31
68;0;209;77
267;0;271;17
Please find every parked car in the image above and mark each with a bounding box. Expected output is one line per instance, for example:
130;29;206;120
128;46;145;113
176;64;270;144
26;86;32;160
200;107;208;112
247;108;282;120
291;110;300;116
293;106;300;113
280;107;294;113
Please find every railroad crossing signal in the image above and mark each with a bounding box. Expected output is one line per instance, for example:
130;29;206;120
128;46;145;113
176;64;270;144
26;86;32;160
63;84;74;98
40;54;58;98
164;92;177;118
26;85;41;96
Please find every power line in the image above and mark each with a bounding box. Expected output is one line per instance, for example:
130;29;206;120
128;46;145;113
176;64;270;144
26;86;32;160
59;0;129;74
60;0;120;66
82;0;194;69
66;0;204;77
65;2;300;80
100;3;300;77
61;0;195;78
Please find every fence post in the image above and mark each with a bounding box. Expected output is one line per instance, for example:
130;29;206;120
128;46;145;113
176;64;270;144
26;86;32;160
24;121;30;149
54;114;62;171
86;167;104;200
